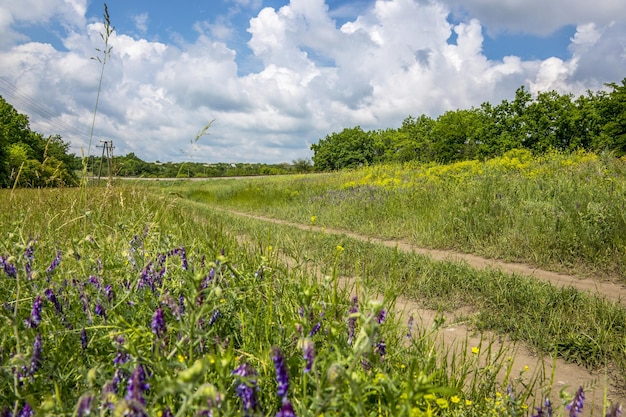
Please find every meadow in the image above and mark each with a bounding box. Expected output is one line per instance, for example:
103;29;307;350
1;149;625;416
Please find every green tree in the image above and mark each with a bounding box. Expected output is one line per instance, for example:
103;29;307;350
311;126;375;171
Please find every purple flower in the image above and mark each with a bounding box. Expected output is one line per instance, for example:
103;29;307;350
179;293;185;317
87;275;100;289
309;322;321;337
1;256;17;278
377;309;387;324
114;350;130;366
151;307;166;338
271;347;289;399
347;296;358;346
27;296;43;328
375;339;386;359
566;387;585;417
46;250;62;274
30;333;42;375
76;395;94;417
532;398;553;417
301;338;315;373
18;403;33;417
407;315;414;339
160;406;174;417
208;309;221;326
104;284;115;302
276;399;297;417
45;288;63;314
80;328;88;350
126;364;149;405
606;403;622;417
95;303;106;319
232;362;259;415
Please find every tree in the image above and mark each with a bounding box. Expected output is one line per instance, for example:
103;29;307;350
311;126;376;171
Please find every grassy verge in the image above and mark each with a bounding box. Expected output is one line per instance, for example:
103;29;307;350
158;150;626;280
0;185;572;416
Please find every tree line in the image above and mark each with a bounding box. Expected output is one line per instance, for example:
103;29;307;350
311;79;626;170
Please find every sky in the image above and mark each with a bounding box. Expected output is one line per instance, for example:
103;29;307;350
0;0;624;164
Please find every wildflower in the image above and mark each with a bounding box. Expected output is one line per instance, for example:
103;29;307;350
232;362;259;415
18;403;33;417
151;307;166;338
27;296;43;328
309;322;321;337
606;403;622;417
46;250;62;275
76;394;94;417
126;364;149;405
471;346;480;355
377;309;387;324
30;333;42;375
532;397;553;417
407;315;414;339
45;288;63;314
104;284;115;302
374;339;386;359
301;338;315;372
347;296;358;346
450;396;460;404
271;347;289;399
160;406;174;417
566;386;585;417
276;399;297;417
208;309;221;326
1;256;17;278
95;303;106;319
80;328;88;350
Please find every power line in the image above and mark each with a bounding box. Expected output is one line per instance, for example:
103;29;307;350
0;76;90;142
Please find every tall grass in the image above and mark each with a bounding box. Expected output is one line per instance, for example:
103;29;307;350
172;149;626;279
0;186;563;416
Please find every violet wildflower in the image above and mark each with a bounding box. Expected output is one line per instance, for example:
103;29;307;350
377;309;387;324
46;250;62;275
87;275;100;289
27;295;43;328
30;333;42;375
114;350;130;366
407;315;414;339
301;338;315;373
2;256;17;278
18;403;33;417
347;296;358;346
179;293;185;317
151;307;166;338
606;403;622;417
208;309;221;326
160;406;174;417
232;362;259;415
95;303;106;319
374;339;386;359
271;347;289;399
276;399;297;417
309;322;321;337
126;364;150;405
566;387;585;417
104;284;115;302
76;394;94;417
45;288;63;314
531;398;553;417
80;328;88;350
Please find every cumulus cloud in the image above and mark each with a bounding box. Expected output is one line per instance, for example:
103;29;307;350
0;0;624;164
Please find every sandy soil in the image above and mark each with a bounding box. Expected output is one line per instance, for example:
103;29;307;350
222;208;626;415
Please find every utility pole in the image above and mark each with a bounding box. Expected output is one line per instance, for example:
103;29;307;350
96;140;114;182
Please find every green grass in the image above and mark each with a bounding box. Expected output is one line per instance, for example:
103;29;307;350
0;185;557;416
164;150;626;279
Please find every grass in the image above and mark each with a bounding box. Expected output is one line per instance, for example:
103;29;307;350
169;149;626;279
0;186;551;416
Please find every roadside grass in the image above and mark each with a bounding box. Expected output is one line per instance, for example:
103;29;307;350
165;149;626;280
172;198;626;393
0;185;569;416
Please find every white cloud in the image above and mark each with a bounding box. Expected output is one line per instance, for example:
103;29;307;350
443;0;626;35
0;0;624;164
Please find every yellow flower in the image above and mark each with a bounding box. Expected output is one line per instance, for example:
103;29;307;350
523;365;530;372
435;398;449;409
177;354;185;363
450;396;461;404
465;399;473;406
336;245;344;252
310;215;317;224
471;346;480;355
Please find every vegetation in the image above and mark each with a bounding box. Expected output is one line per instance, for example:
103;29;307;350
0;96;79;187
311;80;626;170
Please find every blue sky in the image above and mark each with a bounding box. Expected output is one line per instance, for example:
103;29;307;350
0;0;624;163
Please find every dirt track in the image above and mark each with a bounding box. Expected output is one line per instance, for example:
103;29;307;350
221;208;626;414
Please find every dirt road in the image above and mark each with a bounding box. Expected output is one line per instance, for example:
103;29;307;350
221;208;626;415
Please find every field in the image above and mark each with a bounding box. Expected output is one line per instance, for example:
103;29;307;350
1;150;625;416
